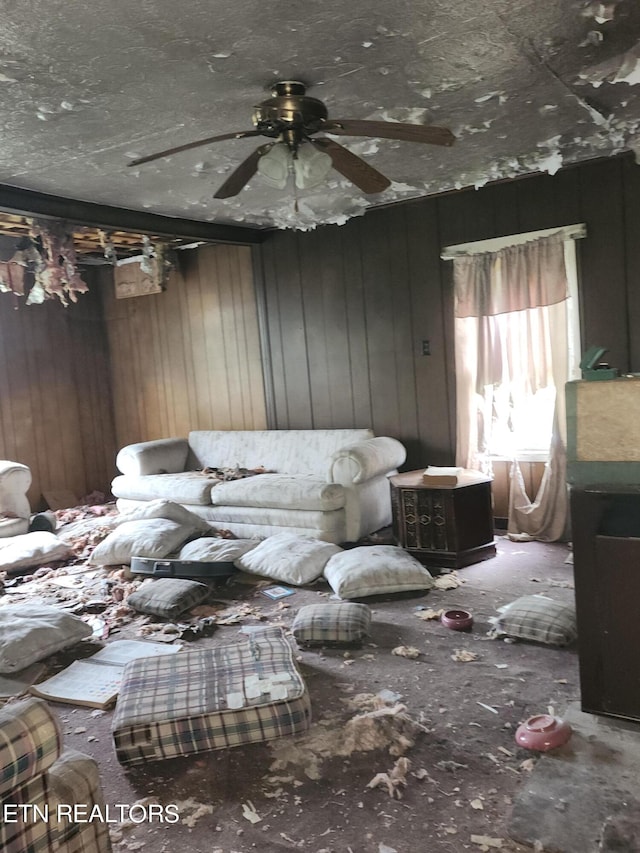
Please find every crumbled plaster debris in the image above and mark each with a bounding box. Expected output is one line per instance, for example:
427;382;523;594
451;649;478;662
173;798;214;827
471;835;504;850
415;608;445;621
392;645;421;659
474;91;506;105
367;756;412;799
433;572;463;590
241;801;262;824
269;698;426;780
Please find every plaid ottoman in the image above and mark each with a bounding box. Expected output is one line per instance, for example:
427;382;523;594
111;627;311;766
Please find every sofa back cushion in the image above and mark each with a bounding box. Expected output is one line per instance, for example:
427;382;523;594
187;429;374;476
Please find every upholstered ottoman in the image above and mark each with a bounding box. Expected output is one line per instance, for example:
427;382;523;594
111;627;311;766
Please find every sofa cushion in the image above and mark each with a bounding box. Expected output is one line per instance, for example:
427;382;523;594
234;533;342;585
90;518;196;566
178;537;260;562
117;498;213;532
292;603;372;647
126;578;210;619
491;594;577;646
0;531;72;574
209;474;345;511
0;697;62;794
323;545;435;599
0;604;93;674
111;472;213;505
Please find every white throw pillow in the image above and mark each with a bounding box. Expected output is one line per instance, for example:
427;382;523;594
0;532;72;574
0;604;93;673
323;545;434;599
90;519;194;566
178;537;260;562
234;533;342;585
117;499;212;533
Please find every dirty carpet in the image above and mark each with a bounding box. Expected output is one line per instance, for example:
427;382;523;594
5;532;626;853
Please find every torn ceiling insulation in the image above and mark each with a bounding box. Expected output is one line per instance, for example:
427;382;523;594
1;0;640;231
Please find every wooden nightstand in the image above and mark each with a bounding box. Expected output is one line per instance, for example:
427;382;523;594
389;469;496;569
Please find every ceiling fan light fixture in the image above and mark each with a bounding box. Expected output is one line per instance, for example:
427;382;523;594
293;144;333;189
256;143;290;189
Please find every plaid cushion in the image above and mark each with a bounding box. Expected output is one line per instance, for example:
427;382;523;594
48;749;112;853
1;773;52;853
494;595;577;646
0;697;62;797
112;626;311;765
292;603;372;646
126;577;210;618
0;701;111;853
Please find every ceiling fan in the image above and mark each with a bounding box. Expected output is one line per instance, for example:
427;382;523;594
129;81;455;198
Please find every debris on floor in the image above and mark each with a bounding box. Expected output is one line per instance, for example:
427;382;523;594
269;694;427;781
391;645;421;658
367;755;411;798
451;648;479;662
433;572;464;590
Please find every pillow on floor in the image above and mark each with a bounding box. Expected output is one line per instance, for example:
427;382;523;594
90;519;194;566
234;533;342;585
491;594;577;646
0;604;93;673
292;603;372;647
126;578;210;619
323;545;434;599
178;537;260;563
0;532;72;574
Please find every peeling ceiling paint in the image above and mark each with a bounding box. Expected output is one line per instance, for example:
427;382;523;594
1;0;640;231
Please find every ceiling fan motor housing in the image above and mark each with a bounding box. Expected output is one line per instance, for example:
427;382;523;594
252;81;328;138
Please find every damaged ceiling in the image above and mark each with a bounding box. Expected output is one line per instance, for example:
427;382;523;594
1;0;640;232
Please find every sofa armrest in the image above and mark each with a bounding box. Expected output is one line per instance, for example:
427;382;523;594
0;697;62;796
115;438;190;476
0;460;31;519
328;437;406;485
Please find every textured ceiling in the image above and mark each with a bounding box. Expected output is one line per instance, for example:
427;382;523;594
1;0;640;232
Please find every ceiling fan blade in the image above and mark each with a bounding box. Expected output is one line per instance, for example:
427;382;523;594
128;130;262;167
321;119;455;147
213;144;273;199
311;138;391;194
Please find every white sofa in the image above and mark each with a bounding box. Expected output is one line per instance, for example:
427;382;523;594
112;429;406;543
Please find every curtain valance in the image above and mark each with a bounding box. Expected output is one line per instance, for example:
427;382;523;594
453;233;568;318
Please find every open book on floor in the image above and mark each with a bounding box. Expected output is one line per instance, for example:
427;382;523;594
29;639;181;709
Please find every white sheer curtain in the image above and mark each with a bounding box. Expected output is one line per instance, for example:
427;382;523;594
453;233;575;541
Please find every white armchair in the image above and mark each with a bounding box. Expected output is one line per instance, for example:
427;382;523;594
0;461;32;538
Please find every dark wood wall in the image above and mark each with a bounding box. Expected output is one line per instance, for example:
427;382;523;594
0;278;116;508
256;154;639;470
101;244;267;451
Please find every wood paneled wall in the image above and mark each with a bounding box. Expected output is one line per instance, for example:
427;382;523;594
256;154;640;470
0;280;116;509
101;244;267;450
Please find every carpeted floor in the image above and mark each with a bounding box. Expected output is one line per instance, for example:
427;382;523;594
23;533;617;853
